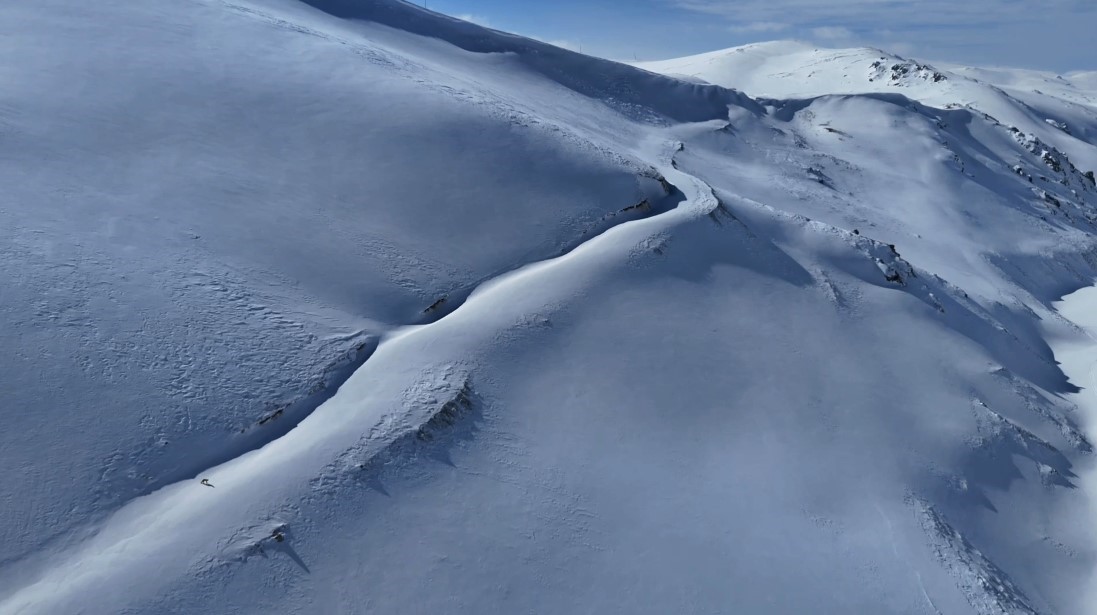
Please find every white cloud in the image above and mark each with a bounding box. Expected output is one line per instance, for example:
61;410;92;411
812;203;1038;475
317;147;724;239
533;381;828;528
668;0;1096;69
729;21;789;34
671;0;1095;30
811;26;853;40
882;41;916;56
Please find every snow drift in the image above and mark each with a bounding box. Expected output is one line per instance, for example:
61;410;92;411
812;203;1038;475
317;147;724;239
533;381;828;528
2;3;1097;614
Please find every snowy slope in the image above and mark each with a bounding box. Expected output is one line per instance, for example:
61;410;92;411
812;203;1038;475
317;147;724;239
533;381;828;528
637;41;1097;174
0;0;694;569
3;2;1097;614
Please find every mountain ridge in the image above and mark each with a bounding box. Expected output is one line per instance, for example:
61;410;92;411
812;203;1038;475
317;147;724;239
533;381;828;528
3;1;1097;613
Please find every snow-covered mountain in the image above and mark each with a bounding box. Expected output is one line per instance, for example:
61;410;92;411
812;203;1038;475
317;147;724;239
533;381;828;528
3;3;1097;614
637;40;1097;173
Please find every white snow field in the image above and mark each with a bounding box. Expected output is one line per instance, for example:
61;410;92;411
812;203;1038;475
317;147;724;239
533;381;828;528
637;40;1097;173
2;2;1097;614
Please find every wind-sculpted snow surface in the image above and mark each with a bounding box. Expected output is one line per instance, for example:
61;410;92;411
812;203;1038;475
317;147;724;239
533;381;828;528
3;2;1097;614
0;0;675;571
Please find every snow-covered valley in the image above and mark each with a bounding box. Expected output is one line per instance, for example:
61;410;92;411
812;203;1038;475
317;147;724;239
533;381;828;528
3;2;1097;613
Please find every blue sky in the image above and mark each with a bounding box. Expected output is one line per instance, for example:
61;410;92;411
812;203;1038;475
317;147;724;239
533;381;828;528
420;0;1096;72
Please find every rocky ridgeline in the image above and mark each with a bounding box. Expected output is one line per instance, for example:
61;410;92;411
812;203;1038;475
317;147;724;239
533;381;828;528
1008;126;1095;189
1006;126;1097;221
868;58;947;85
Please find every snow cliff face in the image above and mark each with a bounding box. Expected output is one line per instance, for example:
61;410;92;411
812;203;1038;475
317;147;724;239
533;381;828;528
3;4;1097;614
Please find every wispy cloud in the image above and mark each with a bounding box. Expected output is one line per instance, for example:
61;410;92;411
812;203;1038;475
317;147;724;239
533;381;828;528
671;0;1094;29
811;26;852;41
667;0;1096;68
433;0;1094;71
729;21;789;34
